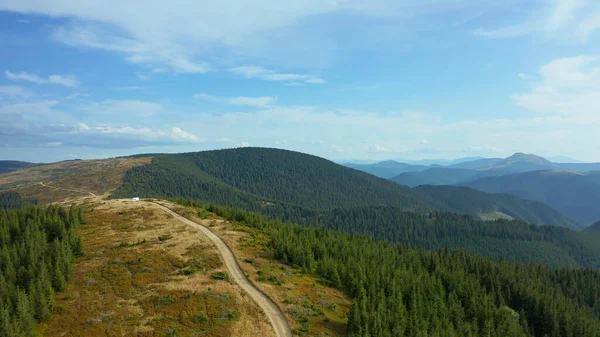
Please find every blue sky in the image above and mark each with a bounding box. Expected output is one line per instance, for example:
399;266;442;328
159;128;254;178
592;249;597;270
1;0;599;163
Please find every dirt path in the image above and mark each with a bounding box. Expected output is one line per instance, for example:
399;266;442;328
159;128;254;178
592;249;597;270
150;202;293;337
38;182;97;197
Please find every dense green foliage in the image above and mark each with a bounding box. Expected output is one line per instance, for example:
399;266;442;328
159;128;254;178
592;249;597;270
414;186;581;229
176;198;600;269
180;200;600;337
464;170;600;225
0;205;84;336
0;161;37;174
0;192;37;210
113;148;576;227
113;148;436;212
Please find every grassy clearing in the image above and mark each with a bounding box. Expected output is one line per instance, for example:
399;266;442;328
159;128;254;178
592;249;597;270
164;201;351;337
38;199;274;337
0;157;151;203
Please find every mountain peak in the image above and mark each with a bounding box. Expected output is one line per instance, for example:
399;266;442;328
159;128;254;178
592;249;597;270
505;153;552;164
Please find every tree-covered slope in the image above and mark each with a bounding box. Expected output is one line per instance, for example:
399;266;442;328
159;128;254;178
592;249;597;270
344;160;431;178
0;205;84;336
413;185;581;229
181;200;600;337
0;161;37;174
113;148;577;228
464;170;600;225
113;148;437;212
392;167;482;186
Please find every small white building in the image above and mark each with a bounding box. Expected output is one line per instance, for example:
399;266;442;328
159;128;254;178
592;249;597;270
132;197;140;202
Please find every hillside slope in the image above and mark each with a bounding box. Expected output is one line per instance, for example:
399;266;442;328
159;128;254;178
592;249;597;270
0;157;151;203
584;220;600;232
112;148;577;228
464;170;600;225
112;148;436;212
391;153;565;187
344;160;431;178
413;185;581;229
392;167;483;186
0;160;37;174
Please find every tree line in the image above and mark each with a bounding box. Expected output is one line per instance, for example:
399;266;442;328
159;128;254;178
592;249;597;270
174;198;600;269
179;199;600;337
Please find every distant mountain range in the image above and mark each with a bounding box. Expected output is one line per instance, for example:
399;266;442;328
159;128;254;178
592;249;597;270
584;220;600;232
0;161;38;174
346;153;600;226
106;148;580;229
463;170;600;225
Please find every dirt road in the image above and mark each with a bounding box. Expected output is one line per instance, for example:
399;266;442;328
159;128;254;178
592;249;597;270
39;182;97;197
151;202;293;337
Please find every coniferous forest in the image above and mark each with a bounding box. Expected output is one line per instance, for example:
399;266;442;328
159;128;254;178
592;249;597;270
0;204;83;336
179;199;600;337
0;192;37;210
111;148;576;228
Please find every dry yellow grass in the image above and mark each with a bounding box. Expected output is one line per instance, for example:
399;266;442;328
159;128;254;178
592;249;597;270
159;201;351;337
39;198;274;337
0;157;151;203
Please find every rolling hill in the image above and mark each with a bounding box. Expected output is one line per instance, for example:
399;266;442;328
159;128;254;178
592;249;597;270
584;220;600;232
447;157;503;169
391;153;575;186
392;167;484;186
463;170;600;225
344;160;432;178
0;160;38;174
413;185;581;229
111;148;578;228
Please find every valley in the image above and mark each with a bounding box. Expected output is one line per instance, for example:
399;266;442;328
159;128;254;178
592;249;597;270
2;147;600;337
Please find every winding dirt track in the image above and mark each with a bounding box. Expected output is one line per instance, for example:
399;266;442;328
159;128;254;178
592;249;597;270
151;202;293;337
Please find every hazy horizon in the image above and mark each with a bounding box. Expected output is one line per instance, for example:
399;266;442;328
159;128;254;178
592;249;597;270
2;1;600;162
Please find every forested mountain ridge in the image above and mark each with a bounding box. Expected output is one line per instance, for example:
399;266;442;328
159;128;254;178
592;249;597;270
178;199;600;337
344;160;434;178
464;170;600;225
112;148;438;212
112;147;577;227
390;152;600;187
413;185;581;229
0;160;37;174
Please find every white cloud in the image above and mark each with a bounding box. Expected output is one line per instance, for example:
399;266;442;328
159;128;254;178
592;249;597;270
229;66;324;85
171;127;201;143
136;72;150;80
513;55;600;117
331;144;345;153
0;85;29;97
5;70;79;87
195;93;278;107
474;0;600;42
421;139;429;145
48;75;79;87
87;124;202;144
82;99;164;116
52;26;210;74
240;141;250;147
